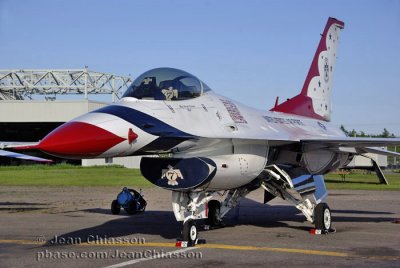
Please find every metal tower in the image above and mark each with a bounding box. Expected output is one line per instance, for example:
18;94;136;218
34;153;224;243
0;68;132;101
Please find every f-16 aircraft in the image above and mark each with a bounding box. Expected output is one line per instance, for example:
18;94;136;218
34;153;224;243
2;17;400;242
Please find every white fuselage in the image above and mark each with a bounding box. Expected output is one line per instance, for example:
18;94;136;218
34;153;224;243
67;91;346;190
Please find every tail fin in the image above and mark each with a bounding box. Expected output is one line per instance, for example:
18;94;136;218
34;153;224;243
271;17;344;121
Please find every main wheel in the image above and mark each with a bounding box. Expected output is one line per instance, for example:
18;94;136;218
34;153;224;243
111;200;120;215
206;200;222;227
125;200;138;215
314;203;332;231
182;220;197;243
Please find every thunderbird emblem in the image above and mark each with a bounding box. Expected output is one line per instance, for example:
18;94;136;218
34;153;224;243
161;165;184;186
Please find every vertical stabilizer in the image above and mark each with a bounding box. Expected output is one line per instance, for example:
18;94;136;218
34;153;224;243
271;17;344;121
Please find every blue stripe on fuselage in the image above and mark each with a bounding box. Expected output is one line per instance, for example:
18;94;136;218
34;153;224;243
92;105;194;138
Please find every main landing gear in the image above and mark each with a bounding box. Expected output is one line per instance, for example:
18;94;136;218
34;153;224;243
205;200;222;227
261;165;335;234
313;203;332;232
173;165;335;243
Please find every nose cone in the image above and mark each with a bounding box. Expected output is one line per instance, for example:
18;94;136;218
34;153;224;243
38;121;126;158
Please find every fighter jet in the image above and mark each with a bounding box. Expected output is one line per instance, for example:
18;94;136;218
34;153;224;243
2;17;400;242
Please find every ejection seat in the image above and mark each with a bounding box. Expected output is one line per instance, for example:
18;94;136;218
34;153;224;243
134;77;165;100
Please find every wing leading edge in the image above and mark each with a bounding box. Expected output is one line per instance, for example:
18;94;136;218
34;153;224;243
301;137;400;156
0;149;53;163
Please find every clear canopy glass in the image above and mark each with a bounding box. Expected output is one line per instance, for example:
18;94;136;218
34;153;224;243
122;68;211;101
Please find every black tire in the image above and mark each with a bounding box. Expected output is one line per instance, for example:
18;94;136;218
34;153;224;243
206;200;222;227
125;200;138;215
139;203;146;212
111;200;120;215
314;203;332;231
138;197;147;212
182;220;197;242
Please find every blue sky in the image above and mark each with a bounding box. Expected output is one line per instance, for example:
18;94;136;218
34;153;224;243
1;0;399;135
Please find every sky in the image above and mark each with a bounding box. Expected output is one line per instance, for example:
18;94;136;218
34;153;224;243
1;0;399;135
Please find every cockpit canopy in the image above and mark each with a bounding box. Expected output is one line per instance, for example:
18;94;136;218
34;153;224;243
122;68;211;101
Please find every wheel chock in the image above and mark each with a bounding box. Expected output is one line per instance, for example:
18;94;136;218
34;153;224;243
175;240;191;247
310;229;322;235
310;228;336;235
175;239;206;247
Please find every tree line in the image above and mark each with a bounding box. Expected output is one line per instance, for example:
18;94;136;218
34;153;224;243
340;125;396;138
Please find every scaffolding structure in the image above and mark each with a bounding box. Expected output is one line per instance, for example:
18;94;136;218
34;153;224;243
0;69;132;101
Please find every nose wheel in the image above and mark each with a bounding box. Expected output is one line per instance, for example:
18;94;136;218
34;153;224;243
182;220;198;243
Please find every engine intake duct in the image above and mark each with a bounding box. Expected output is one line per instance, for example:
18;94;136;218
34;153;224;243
140;157;217;190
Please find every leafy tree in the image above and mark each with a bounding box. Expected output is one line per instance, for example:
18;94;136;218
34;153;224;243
349;129;357;137
338;126;396;138
381;128;391;138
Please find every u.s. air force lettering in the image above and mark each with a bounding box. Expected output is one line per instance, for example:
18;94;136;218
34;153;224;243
161;165;184;186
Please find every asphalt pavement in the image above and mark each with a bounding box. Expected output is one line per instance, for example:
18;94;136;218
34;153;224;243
0;186;399;267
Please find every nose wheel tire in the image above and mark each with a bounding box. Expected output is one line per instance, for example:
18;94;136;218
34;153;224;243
182;220;197;243
314;203;332;231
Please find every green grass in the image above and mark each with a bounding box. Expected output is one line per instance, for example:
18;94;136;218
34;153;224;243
0;165;399;190
325;172;400;191
0;164;152;187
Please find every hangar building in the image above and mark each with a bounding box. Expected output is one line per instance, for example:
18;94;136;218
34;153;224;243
0;69;141;168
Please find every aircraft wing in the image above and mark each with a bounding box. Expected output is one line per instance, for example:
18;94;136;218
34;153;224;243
301;137;400;156
0;142;52;163
355;146;400;157
0;149;53;163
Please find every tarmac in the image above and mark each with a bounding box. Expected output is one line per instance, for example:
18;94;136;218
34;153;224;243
0;186;399;267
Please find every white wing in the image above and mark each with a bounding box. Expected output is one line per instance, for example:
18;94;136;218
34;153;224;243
301;137;400;156
0;149;52;163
